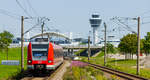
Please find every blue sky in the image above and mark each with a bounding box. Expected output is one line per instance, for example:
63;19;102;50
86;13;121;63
0;0;150;39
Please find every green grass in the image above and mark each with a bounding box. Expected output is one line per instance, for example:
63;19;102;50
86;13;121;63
0;47;27;80
0;65;21;80
80;52;150;79
74;49;85;55
96;52;104;58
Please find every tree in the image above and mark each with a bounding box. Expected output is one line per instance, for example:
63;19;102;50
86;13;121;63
107;43;116;53
140;39;144;53
101;43;116;54
118;33;137;59
0;31;14;60
143;32;150;56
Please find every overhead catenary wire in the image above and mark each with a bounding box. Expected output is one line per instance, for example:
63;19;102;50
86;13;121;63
24;22;41;34
0;1;52;37
111;18;136;34
116;19;136;33
141;21;150;25
26;0;39;16
111;16;150;37
142;16;150;19
136;10;150;17
135;9;150;25
0;9;20;19
16;0;32;17
24;17;51;36
0;9;21;16
0;9;35;24
110;21;129;39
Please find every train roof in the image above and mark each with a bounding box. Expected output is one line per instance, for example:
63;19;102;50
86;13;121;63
30;42;63;49
31;42;49;44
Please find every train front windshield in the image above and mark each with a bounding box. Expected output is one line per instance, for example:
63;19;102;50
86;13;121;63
32;44;48;60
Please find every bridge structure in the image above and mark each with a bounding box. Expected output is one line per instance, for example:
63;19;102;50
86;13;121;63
10;32;70;48
62;45;102;49
30;32;102;56
61;45;102;57
11;32;102;57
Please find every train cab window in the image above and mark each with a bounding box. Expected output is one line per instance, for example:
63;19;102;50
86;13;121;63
32;51;47;60
33;51;47;56
32;44;48;60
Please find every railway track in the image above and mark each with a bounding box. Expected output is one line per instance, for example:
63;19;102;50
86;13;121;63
21;60;70;80
21;61;65;80
21;69;54;80
82;61;148;80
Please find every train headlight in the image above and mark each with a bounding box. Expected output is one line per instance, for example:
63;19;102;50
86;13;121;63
28;60;32;63
48;60;52;63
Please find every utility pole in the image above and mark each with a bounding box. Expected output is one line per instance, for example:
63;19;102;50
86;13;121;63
41;22;44;38
21;16;24;72
88;36;91;62
110;16;140;74
137;17;140;75
104;22;107;66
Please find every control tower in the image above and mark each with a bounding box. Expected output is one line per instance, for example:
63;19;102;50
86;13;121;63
89;13;102;45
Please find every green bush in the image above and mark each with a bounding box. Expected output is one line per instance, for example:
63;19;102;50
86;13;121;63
63;67;74;80
63;66;107;80
96;75;107;80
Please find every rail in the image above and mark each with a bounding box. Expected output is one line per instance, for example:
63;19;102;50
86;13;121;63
82;61;148;80
21;61;67;80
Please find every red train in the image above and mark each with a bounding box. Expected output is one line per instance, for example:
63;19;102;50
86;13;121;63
27;39;63;71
